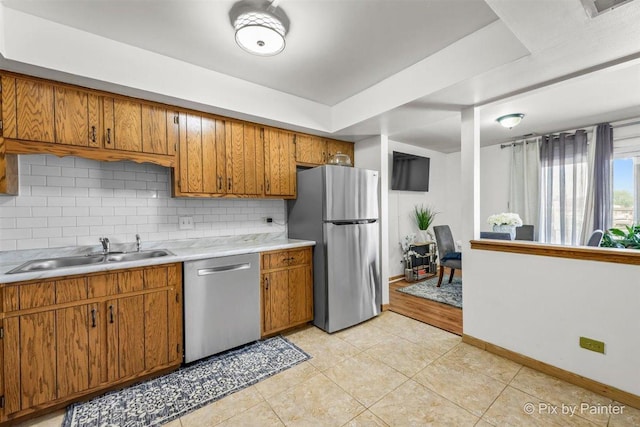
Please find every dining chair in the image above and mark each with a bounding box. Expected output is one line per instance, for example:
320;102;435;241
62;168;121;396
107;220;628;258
480;231;512;240
586;229;604;247
515;225;535;241
433;225;461;287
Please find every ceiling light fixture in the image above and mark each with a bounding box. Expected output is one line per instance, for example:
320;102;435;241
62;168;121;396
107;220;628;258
496;113;525;129
230;0;290;56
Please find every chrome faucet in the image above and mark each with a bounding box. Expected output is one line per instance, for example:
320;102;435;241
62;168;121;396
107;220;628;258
99;237;110;254
135;234;142;252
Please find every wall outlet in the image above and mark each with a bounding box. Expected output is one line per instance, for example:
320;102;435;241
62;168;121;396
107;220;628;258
178;216;194;230
265;217;273;223
579;336;605;354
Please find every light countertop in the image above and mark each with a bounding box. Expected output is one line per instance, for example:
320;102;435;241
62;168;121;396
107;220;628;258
0;233;315;284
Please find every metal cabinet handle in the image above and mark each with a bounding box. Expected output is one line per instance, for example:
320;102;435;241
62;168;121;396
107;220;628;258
217;176;222;191
106;128;112;145
266;179;270;192
91;308;97;328
109;305;114;323
91;126;97;143
197;263;251;276
228;177;232;191
265;276;269;290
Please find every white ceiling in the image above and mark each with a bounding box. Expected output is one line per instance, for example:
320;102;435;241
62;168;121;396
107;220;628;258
1;0;640;153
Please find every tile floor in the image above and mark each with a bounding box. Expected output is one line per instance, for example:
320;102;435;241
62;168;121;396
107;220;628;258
17;311;640;426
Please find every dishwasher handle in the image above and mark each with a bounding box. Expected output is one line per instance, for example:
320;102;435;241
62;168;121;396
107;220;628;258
197;263;251;276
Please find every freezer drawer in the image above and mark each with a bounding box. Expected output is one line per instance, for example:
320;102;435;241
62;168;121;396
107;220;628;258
321;221;381;332
183;253;260;363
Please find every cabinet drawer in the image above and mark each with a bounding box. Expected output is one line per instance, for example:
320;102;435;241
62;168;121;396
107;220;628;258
19;282;56;310
263;249;310;270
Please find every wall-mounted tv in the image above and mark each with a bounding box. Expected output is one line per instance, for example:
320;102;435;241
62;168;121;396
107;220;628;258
391;151;430;191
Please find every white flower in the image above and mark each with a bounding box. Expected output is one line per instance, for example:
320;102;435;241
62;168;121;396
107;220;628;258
487;212;523;227
400;233;416;252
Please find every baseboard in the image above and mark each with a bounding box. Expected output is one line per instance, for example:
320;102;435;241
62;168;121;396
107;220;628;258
381;304;390;312
462;334;640;410
388;274;405;283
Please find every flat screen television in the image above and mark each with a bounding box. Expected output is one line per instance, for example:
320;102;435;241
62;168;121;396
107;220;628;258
391;151;430;191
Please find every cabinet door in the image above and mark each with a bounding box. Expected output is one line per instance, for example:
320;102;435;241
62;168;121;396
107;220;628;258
4;312;57;411
226;121;245;194
11;77;55;142
144;290;169;369
262;270;290;334
103;97;143;152
167;264;184;364
226;122;265;195
296;134;326;165
2;317;20;416
141;104;167;155
116;295;145;378
56;305;91;397
54;86;100;148
264;128;296;197
178;113;226;194
288;265;313;325
326;139;354;166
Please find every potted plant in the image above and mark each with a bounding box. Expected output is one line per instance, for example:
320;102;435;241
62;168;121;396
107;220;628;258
600;225;640;249
414;204;438;242
487;212;523;240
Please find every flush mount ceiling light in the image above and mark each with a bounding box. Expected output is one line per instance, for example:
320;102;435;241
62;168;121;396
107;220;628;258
230;0;290;56
496;113;525;129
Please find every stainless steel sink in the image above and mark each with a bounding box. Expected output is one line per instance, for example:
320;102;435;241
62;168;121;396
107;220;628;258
7;250;174;274
105;250;174;263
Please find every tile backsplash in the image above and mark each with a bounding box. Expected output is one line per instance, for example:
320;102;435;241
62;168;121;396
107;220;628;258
0;155;286;251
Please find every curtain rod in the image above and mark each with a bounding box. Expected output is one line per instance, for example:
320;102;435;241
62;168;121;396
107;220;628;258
499;119;640;149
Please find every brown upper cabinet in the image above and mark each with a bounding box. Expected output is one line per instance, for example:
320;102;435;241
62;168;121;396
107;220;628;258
1;74;176;167
175;115;266;198
0;71;354;198
326;139;354;165
227;122;265;196
2;76;100;147
295;134;354;167
264;127;296;198
103;98;177;156
295;134;327;166
175;112;228;196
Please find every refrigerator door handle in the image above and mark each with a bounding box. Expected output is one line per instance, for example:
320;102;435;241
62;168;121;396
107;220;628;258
330;219;377;225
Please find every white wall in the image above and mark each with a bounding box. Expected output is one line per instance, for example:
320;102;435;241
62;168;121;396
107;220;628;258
387;141;462;277
0;155;286;251
480;143;511;230
464;248;640;395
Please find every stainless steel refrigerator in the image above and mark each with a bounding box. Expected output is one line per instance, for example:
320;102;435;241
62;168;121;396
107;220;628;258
288;165;380;333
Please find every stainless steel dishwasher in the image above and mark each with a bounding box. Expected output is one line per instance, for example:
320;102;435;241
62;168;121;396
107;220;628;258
183;253;260;363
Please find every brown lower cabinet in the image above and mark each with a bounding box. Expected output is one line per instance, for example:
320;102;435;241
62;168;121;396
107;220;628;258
0;263;183;423
261;247;313;336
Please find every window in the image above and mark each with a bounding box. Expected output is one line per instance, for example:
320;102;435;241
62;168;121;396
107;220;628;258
612;158;635;229
612;123;640;230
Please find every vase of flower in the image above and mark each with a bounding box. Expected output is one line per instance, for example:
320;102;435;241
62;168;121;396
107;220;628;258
487;212;523;240
493;224;516;239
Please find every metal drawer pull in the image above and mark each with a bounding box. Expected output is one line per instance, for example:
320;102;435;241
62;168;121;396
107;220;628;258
197;263;251;276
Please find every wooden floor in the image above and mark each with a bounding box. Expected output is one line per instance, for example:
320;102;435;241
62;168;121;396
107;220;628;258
388;275;463;336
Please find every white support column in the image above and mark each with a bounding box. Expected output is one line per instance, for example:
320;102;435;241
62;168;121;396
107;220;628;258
460;107;480;248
